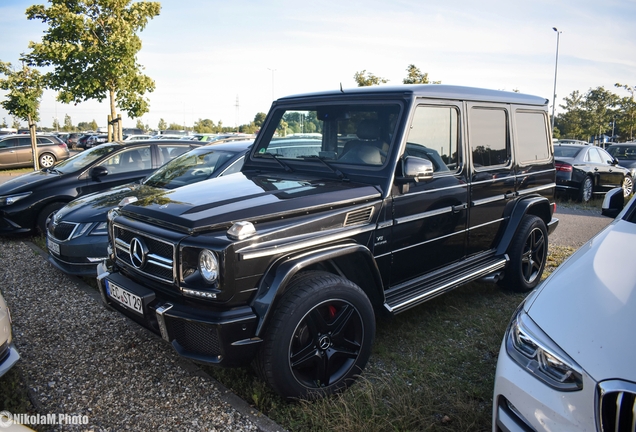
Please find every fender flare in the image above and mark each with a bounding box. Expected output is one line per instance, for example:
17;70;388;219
495;196;551;256
251;243;384;336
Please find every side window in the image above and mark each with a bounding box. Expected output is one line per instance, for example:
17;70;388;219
470;107;509;169
37;137;54;145
515;111;550;163
100;146;151;174
160;145;189;165
598;148;615;165
18;137;32;147
586;148;603;164
405;105;459;173
0;138;17;148
219;156;244;176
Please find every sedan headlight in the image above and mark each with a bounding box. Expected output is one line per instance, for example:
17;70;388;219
199;249;219;283
505;306;583;391
0;192;32;206
90;221;108;236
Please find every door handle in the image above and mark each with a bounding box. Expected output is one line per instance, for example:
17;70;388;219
452;204;467;213
504;192;516;199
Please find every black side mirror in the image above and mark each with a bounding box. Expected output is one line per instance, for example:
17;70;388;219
601;187;624;218
89;165;108;178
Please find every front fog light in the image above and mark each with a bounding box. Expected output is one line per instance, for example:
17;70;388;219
199;249;218;283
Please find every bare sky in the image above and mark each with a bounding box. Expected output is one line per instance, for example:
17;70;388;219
1;0;635;130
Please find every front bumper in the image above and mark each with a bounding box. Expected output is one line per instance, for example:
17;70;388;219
46;234;108;276
96;262;261;367
0;213;32;235
492;339;596;431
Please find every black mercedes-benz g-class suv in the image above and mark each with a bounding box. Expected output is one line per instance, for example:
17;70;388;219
97;85;558;399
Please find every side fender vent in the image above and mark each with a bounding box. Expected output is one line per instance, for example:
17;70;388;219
344;207;374;226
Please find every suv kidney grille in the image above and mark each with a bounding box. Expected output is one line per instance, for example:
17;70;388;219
113;224;175;283
599;381;636;432
344;207;374;226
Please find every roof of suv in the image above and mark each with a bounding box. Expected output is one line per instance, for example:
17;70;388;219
278;84;549;106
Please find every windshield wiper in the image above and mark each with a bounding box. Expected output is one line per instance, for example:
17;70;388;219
261;152;294;172
301;155;349;181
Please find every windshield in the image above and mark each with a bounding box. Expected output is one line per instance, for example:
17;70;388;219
144;148;239;189
254;103;401;169
52;143;120;173
607;146;636;161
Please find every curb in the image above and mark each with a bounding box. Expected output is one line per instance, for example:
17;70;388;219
23;240;287;432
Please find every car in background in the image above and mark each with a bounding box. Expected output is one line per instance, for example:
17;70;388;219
492;187;636;431
606;142;636;180
0;290;19;378
123;134;153;141
0;134;70;169
47;141;251;276
554;142;631;202
66;133;83;149
0;140;197;235
84;134;108;149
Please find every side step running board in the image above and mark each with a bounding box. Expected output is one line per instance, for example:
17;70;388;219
384;256;508;314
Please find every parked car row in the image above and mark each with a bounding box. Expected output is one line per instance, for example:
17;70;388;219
0;134;70;169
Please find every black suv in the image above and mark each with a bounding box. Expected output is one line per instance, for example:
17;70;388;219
97;85;558;399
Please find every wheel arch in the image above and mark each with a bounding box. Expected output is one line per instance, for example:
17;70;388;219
496;196;551;256
251;243;384;337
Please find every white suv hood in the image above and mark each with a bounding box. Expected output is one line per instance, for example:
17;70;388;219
526;218;636;383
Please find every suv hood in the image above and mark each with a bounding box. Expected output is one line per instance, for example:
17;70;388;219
525;218;636;382
121;172;382;232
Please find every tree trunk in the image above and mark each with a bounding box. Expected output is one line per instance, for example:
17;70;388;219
28;114;39;171
109;88;118;141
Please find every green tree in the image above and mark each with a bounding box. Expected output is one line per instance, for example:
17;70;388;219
135;119;146;131
52;117;61;131
193;118;216;133
583;86;619;143
615;83;636;141
0;61;45;170
12;118;21;129
63;114;74;131
158;118;167;131
354;70;389;87
24;0;161;141
402;64;441;84
89;119;98;131
254;112;267;127
168;122;184;130
0;118;7;128
557;90;586;140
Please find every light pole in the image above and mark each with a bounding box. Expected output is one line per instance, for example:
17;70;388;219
267;68;276;101
551;27;562;136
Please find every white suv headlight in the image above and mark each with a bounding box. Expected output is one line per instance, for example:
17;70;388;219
506;306;583;391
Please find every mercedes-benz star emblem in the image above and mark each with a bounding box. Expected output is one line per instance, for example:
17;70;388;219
129;237;147;269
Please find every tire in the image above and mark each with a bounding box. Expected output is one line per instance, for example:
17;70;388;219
37;202;65;235
578;176;593;202
39;153;56;168
500;215;548;293
623;175;633;197
254;271;375;399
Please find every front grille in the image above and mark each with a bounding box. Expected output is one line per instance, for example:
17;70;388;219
599;380;636;432
51;221;77;241
165;317;221;357
113;224;175;283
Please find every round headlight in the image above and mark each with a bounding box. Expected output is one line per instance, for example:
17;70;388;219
199;249;218;283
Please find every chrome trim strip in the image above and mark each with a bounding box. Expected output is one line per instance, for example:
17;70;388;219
147;255;173;270
471;175;515;186
469;218;504;230
155;303;174;342
472;195;505;206
386;258;507;312
516;168;556;177
395;206;453;225
517;183;557;195
377;220;394;229
238;225;375;260
391;229;466;254
392;183;467;198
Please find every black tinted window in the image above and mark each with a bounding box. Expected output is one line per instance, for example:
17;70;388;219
470;107;509;168
515;111;550;163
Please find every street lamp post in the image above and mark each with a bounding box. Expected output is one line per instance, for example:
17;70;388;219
551;27;562;136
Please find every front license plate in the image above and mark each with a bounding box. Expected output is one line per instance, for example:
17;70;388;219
105;280;143;315
47;237;60;255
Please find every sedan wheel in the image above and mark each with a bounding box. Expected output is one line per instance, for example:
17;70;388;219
579;176;593;202
39;153;56;168
623;175;633;197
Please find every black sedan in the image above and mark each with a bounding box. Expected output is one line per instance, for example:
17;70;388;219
0;140;197;235
606;142;636;180
46;141;251;276
554;143;631;202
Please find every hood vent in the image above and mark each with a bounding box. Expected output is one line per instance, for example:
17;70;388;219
344;207;374;226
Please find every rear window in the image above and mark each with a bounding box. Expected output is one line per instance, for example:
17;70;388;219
554;146;582;158
515;111;550;163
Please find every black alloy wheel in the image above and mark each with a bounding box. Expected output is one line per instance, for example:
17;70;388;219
500;215;548;293
255;271;375;399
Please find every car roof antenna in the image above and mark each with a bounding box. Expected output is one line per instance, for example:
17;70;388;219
340;83;344;93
